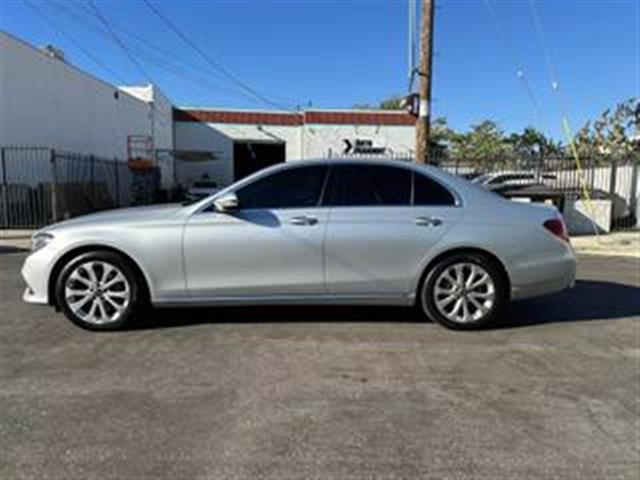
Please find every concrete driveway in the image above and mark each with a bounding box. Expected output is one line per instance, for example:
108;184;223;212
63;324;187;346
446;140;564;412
1;252;638;478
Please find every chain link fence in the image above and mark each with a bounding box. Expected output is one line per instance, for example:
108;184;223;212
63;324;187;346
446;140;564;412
0;147;160;228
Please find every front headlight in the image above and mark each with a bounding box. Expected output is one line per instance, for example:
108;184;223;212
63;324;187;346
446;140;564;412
31;232;54;252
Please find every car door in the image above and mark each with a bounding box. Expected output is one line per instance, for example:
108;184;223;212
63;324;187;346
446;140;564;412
183;164;330;299
323;164;462;296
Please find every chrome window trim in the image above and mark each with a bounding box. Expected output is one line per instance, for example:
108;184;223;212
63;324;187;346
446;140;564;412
193;160;464;215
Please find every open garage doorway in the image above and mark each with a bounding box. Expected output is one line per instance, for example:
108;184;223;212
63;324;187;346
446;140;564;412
233;142;285;181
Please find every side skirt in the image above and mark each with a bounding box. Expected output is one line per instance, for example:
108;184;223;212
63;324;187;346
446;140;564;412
153;294;414;308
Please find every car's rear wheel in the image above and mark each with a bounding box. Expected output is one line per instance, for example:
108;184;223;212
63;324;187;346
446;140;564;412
420;253;507;330
55;251;142;331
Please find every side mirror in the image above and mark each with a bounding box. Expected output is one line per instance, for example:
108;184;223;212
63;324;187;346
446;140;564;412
213;192;239;213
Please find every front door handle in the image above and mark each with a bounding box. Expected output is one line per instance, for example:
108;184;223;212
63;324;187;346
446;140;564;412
290;215;318;226
415;216;442;227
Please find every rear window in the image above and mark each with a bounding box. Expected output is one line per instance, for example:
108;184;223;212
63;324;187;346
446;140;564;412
413;172;456;206
324;164;411;207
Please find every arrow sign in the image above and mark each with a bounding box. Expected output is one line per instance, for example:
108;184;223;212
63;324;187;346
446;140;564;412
343;139;352;154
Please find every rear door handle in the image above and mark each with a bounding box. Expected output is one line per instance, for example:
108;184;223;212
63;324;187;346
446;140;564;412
415;216;442;227
290;215;318;226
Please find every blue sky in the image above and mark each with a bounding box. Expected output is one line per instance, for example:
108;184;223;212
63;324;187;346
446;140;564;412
1;0;638;139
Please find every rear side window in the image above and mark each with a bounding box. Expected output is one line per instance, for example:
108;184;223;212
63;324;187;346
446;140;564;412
413;172;456;206
236;165;329;209
324;164;411;207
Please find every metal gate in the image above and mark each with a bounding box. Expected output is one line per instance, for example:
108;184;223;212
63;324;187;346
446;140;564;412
0;147;159;228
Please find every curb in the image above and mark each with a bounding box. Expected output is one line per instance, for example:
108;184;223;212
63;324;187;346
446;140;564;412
574;250;639;259
0;231;35;240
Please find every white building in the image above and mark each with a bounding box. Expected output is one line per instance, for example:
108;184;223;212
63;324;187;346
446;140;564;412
0;31;173;166
173;108;416;186
1;30;416;192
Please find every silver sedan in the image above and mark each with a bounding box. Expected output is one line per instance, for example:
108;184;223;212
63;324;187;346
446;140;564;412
22;159;576;331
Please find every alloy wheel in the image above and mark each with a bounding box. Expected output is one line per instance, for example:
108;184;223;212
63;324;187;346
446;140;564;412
431;262;496;324
64;261;131;325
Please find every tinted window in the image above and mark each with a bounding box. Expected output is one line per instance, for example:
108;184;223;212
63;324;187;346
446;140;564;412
193;181;218;188
324;164;411;207
236;165;328;209
509;174;533;182
413;172;456;206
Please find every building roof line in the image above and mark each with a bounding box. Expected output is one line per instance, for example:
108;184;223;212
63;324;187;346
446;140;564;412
174;108;417;126
177;106;412;115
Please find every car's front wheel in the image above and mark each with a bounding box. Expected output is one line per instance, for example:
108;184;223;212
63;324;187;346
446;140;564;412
55;251;142;331
420;253;508;330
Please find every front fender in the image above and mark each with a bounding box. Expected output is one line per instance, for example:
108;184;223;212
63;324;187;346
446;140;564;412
44;223;186;303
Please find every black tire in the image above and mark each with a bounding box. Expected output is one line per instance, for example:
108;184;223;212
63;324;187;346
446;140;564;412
55;250;144;331
419;253;508;330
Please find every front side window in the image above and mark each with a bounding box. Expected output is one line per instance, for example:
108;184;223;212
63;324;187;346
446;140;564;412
235;165;329;209
413;172;456;206
324;164;411;207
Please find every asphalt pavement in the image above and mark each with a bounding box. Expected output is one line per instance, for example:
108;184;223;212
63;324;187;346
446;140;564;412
1;252;639;478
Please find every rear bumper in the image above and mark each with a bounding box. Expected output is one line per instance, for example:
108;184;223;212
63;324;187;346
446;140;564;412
510;246;577;301
511;266;575;300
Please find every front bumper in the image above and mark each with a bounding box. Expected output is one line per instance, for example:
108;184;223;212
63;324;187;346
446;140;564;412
21;248;56;305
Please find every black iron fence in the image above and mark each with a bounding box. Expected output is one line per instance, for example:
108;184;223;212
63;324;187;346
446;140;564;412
0;147;160;228
2;146;638;231
439;156;639;228
326;151;639;230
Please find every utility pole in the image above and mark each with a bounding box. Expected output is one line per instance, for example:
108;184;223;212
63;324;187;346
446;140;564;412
415;0;435;164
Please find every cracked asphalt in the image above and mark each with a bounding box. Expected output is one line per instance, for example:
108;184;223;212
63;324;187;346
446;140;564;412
1;252;639;479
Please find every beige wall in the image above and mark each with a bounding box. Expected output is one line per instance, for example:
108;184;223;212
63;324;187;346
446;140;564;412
173;118;416;186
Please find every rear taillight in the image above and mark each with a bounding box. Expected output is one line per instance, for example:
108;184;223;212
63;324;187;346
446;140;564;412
543;218;570;242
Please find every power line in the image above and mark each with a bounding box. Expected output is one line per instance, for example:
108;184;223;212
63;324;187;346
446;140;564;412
527;0;576;141
52;0;301;108
528;0;575;131
141;0;293;111
23;0;127;84
527;0;595;217
528;0;560;93
408;0;417;91
483;0;550;137
66;1;235;84
87;0;155;85
132;44;292;106
53;0;265;102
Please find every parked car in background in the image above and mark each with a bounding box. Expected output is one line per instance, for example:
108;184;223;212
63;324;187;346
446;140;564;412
22;159;576;331
458;171;482;181
473;171;557;192
186;180;221;202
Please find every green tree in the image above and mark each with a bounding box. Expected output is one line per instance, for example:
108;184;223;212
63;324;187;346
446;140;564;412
574;97;639;162
378;96;404;110
353;95;404;110
450;120;512;166
428;117;456;161
507;126;564;166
